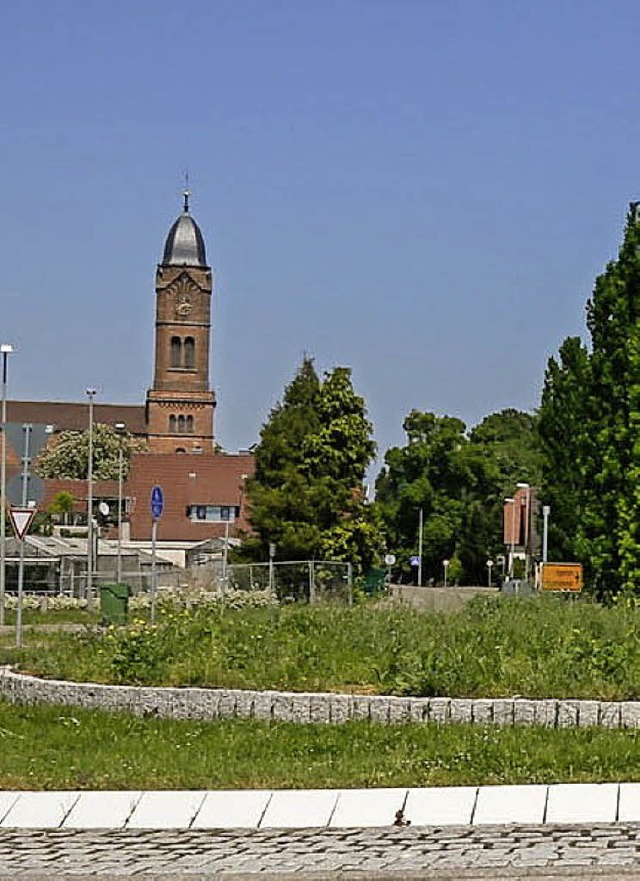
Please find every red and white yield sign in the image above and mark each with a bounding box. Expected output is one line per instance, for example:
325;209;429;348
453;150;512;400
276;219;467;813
9;506;37;541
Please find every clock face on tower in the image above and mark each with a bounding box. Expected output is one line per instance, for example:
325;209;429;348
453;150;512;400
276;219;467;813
175;295;192;318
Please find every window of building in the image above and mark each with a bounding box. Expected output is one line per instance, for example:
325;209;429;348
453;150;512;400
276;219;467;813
186;415;194;433
169;415;177;433
170;337;182;368
184;337;195;369
187;505;240;522
178;414;186;433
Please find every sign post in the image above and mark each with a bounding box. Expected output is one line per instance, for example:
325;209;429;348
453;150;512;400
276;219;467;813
16;425;31;647
3;422;49;646
150;486;163;623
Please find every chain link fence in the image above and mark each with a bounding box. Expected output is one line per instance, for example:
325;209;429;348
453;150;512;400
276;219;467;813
224;560;353;604
2;552;352;606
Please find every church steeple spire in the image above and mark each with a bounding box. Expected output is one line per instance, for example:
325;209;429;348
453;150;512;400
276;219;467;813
146;194;216;453
183;172;191;213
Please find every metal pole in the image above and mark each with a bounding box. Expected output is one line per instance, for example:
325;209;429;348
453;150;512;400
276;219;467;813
16;423;31;649
417;507;423;587
222;519;229;597
309;561;315;604
116;424;125;584
347;562;353;605
151;518;158;624
443;560;449;588
542;505;550;563
268;542;276;597
506;499;516;577
516;482;530;582
0;345;14;627
487;560;494;587
86;388;96;609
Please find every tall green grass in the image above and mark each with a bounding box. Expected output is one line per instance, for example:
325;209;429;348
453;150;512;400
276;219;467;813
5;594;640;700
2;699;640;790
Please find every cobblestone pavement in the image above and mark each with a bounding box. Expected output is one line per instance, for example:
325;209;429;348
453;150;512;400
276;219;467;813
2;823;640;878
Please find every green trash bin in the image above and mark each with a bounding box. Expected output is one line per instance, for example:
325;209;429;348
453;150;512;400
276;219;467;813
362;567;389;596
99;582;132;625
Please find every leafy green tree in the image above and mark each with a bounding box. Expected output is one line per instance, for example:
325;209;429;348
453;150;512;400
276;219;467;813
245;358;382;571
468;409;542;498
46;490;76;525
36;425;146;480
377;408;539;584
581;204;640;594
376;412;471;583
537;336;591;563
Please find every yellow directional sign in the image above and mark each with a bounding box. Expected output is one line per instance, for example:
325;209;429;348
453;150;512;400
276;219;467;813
540;562;583;592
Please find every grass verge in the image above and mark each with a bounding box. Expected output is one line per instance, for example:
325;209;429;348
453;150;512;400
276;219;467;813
2;698;640;790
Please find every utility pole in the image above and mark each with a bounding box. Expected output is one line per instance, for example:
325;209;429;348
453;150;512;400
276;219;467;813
0;344;15;626
86;388;97;609
417;507;423;587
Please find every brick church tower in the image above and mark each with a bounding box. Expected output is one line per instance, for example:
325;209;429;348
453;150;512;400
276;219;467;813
145;192;216;453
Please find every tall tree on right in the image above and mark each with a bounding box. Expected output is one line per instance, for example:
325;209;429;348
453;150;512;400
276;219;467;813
581;203;640;595
538;336;591;565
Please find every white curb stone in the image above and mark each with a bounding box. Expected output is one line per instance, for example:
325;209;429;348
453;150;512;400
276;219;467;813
546;783;619;824
473;784;547;825
405;786;477;826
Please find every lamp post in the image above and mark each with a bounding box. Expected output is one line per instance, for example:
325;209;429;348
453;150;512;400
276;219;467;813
417;507;424;587
542;504;550;564
443;558;450;588
504;497;516;578
517;482;531;581
114;422;126;584
0;344;15;627
86;388;97;608
486;559;494;587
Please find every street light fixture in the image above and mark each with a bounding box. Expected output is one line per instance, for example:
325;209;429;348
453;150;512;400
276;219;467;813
486;559;494;587
86;388;97;608
0;344;15;626
516;482;531;581
443;558;450;588
504;497;516;578
114;422;126;584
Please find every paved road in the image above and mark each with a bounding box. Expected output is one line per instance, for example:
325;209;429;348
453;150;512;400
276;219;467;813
2;823;640;878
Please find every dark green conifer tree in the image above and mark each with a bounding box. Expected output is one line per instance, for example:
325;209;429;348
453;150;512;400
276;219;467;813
538;336;591;564
244;358;381;570
582;204;640;593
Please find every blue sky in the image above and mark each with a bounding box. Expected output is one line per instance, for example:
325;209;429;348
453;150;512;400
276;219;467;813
1;0;639;463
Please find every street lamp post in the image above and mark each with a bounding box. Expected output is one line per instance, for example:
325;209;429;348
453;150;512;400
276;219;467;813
115;422;126;584
443;559;450;588
417;507;423;587
542;504;550;564
86;388;97;608
0;344;15;627
504;497;516;578
517;482;531;582
486;559;494;587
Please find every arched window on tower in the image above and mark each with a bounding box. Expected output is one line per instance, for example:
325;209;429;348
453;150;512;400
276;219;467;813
186;415;194;434
178;415;186;433
169;415;177;433
184;337;195;369
170;337;182;368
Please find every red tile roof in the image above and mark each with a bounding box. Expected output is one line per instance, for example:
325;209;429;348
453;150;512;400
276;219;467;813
6;401;147;435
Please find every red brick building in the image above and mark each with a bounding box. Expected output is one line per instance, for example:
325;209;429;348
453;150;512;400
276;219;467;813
5;194;254;545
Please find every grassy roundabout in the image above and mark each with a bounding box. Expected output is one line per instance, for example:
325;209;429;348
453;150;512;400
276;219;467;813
2;593;640;700
1;593;640;790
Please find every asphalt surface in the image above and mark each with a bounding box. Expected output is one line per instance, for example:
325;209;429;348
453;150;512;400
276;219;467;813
2;823;640;878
